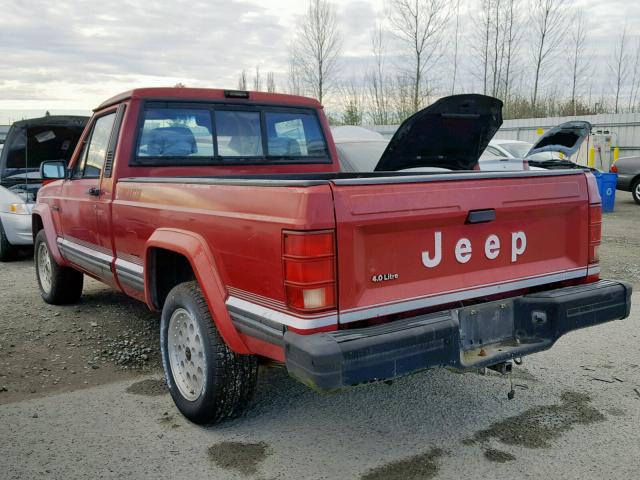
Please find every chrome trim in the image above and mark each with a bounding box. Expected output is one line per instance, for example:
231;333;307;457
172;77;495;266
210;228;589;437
57;237;114;280
587;265;601;276
58;237;113;264
115;258;143;275
226;269;588;330
115;258;144;291
339;268;589;324
225;296;338;330
226;286;288;310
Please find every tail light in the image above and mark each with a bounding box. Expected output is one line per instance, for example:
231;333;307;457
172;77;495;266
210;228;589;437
585;173;601;276
283;230;336;312
588;204;601;265
610;163;618;173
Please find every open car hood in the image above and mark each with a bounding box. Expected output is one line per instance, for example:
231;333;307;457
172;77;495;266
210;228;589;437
374;94;503;171
526;121;591;158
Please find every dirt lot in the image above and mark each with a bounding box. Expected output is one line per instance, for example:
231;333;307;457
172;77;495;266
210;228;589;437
0;256;160;404
0;192;638;479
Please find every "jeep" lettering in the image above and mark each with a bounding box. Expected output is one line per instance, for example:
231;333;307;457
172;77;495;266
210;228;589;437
421;231;527;268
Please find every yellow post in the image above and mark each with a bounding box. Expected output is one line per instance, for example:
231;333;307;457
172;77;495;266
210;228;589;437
613;146;620;163
588;147;595;168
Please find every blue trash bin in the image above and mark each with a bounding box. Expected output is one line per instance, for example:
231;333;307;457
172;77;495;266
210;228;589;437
593;171;618;213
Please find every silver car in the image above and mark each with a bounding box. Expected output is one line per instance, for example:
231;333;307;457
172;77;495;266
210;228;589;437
611;156;640;204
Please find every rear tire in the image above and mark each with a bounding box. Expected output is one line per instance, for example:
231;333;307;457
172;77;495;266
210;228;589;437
34;230;84;304
161;281;258;425
632;178;640;205
0;220;17;262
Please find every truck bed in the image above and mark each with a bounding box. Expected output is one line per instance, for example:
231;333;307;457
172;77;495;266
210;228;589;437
117;169;591;327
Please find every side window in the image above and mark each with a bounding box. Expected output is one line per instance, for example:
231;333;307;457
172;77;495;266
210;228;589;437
82;113;116;178
74;138;90;176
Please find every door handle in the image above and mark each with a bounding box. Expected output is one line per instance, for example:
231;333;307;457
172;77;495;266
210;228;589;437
51;204;60;211
86;187;101;197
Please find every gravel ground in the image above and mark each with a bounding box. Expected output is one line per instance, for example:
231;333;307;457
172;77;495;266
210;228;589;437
0;191;638;479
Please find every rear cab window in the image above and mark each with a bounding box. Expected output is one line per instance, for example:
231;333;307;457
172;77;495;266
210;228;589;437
133;102;330;166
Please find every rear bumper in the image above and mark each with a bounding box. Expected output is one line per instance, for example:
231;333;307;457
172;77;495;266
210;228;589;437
284;279;632;391
616;173;634;191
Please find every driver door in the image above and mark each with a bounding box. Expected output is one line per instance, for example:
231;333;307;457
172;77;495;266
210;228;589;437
58;112;116;281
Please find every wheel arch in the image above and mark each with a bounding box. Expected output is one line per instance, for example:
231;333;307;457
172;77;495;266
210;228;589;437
31;205;65;265
144;228;249;354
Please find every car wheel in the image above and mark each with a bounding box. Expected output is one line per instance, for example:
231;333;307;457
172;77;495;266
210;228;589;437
161;281;258;425
34;230;84;304
0;219;17;262
632;178;640;205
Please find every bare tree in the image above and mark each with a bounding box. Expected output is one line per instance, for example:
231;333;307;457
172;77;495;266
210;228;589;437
340;79;365;125
388;0;450;113
392;73;416;122
287;57;303;95
253;66;262;91
290;0;342;104
366;24;392;124
611;27;628;114
266;72;277;93
490;0;502;97
502;0;520;104
237;70;247;90
529;0;566;112
450;0;461;94
628;40;640;112
568;12;589;115
476;0;493;95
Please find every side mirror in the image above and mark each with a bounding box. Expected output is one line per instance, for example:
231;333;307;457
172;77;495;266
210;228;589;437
40;160;67;180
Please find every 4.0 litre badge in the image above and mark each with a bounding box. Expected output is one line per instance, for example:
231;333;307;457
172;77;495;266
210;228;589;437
372;273;399;283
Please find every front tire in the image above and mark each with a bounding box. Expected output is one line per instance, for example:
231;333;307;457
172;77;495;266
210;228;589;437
160;281;258;424
632;178;640;205
34;230;84;304
0;220;17;262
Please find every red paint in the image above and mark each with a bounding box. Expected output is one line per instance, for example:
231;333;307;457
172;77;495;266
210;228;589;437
33;87;598;364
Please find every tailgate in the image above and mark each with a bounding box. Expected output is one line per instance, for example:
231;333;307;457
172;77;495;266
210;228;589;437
331;172;590;324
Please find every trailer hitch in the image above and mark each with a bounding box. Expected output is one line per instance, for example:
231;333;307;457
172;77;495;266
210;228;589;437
487;361;517;399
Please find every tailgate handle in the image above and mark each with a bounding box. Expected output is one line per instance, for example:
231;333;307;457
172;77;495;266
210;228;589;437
466;209;496;224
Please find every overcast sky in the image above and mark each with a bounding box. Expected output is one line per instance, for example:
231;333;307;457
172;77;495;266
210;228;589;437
1;0;639;122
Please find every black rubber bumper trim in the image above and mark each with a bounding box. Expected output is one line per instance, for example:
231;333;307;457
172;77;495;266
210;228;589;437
284;279;632;391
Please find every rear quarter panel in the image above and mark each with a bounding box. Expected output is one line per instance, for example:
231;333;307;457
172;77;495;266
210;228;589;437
111;181;336;304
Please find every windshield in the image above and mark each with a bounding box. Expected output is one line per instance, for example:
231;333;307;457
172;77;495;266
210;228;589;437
498;142;531;158
336;141;389;172
527;151;562;161
498;141;561;161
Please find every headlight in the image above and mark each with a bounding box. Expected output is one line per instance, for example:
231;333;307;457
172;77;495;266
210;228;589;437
9;203;30;215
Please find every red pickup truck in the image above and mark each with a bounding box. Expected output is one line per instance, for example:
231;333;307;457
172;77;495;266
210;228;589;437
33;88;632;424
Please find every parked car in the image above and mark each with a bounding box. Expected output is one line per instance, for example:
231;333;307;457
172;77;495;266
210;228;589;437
485;122;594;171
332;126;528;172
611;156;640;204
34;90;631;424
0;115;88;260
